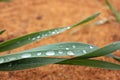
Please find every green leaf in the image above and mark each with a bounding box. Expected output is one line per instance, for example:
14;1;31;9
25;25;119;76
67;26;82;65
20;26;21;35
0;0;11;2
73;41;120;59
58;59;120;70
0;41;120;71
0;13;100;52
0;57;65;71
0;29;5;35
106;0;120;22
0;42;98;64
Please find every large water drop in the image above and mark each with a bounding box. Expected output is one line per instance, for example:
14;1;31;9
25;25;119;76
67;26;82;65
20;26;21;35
46;51;55;56
21;53;31;58
89;46;93;49
83;50;87;54
37;52;42;55
67;51;74;55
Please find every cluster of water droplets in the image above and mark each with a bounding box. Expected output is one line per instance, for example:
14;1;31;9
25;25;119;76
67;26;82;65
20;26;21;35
0;44;95;65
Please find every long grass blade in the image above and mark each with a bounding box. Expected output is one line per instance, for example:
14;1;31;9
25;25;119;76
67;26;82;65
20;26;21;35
0;13;100;52
0;29;5;35
106;0;120;22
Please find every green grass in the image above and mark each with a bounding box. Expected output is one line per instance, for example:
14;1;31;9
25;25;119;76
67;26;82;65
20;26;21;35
106;0;120;22
0;13;120;71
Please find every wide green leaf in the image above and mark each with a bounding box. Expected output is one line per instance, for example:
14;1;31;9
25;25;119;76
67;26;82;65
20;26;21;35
0;13;100;52
1;41;120;71
0;42;98;64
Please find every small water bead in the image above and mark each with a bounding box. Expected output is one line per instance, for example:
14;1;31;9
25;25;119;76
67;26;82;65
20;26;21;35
58;51;63;54
66;26;71;29
72;45;76;48
46;51;55;56
21;53;32;58
32;38;36;40
37;36;41;39
37;52;42;55
83;50;87;54
52;31;56;34
0;58;4;63
67;51;74;56
66;48;69;50
89;46;94;49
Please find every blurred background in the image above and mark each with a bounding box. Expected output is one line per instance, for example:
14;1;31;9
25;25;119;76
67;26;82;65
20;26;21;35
0;0;120;80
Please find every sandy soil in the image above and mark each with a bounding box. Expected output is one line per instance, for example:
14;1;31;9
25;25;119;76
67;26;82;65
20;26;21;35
0;0;120;80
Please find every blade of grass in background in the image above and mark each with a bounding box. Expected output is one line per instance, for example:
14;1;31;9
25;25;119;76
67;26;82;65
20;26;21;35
0;0;11;2
0;13;100;52
106;0;120;22
0;29;5;35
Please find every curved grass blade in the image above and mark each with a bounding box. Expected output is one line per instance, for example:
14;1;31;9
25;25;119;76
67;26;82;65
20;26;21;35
58;59;120;70
0;29;5;35
1;41;120;71
71;12;100;28
106;0;120;22
0;42;98;64
73;41;120;59
1;57;120;71
0;57;65;71
0;13;100;52
108;54;120;62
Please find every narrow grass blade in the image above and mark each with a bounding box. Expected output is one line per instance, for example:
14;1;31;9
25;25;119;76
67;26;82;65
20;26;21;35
71;12;100;28
73;41;120;59
1;57;120;71
0;29;5;35
0;41;120;71
106;0;120;22
0;0;11;2
0;13;100;52
0;42;98;64
0;57;65;71
58;59;120;70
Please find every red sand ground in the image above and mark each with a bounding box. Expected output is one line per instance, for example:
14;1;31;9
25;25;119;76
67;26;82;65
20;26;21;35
0;0;120;80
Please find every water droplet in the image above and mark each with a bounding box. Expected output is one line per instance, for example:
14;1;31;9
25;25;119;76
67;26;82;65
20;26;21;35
66;26;71;29
32;38;36;40
9;57;16;61
37;36;41;39
52;31;56;34
72;45;76;48
67;51;74;55
46;51;55;56
89;46;93;49
37;52;41;55
83;50;87;54
21;53;31;58
66;48;69;50
58;51;63;54
0;58;4;63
